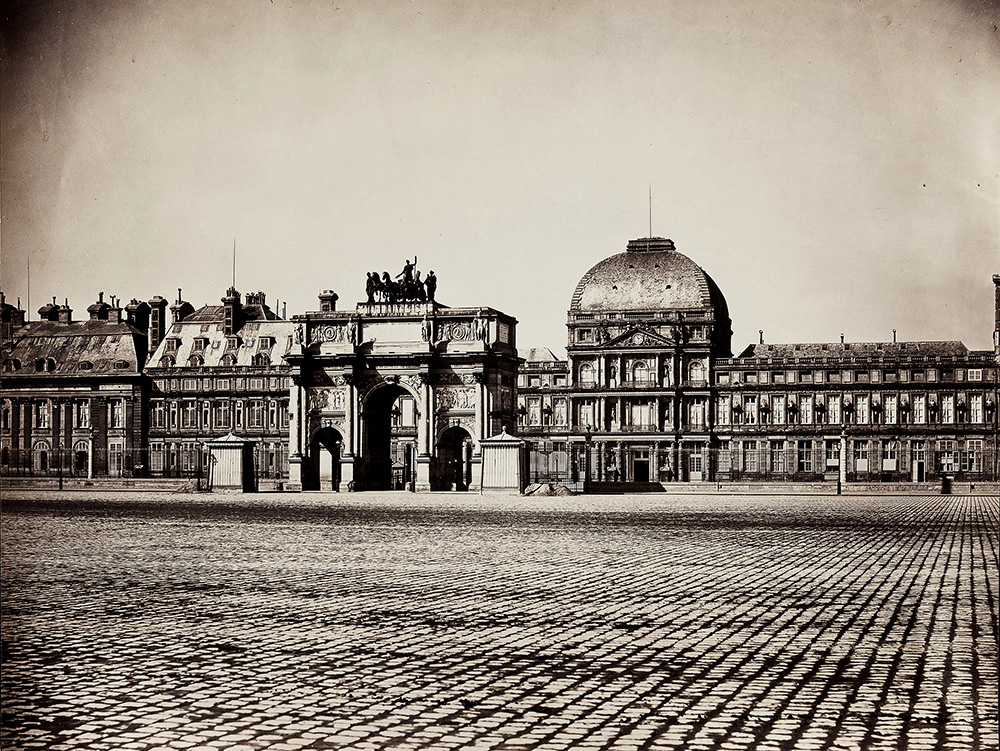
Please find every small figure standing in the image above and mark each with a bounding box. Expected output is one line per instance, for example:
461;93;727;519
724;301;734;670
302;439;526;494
347;317;360;346
421;312;433;342
425;270;437;303
365;272;378;304
397;258;416;285
414;270;427;302
295;323;304;345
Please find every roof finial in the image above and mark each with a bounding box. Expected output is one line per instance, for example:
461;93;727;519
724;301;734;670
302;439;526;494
893;328;897;343
759;329;764;344
840;333;845;344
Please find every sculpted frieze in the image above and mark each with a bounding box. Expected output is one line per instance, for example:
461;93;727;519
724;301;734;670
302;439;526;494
437;386;476;411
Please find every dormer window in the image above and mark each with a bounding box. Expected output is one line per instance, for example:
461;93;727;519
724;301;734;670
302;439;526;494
226;336;241;351
258;337;274;350
78;361;94;371
221;353;237;367
253;352;271;367
159;355;175;368
165;338;180;353
187;355;204;367
2;359;21;372
192;337;209;352
34;357;56;372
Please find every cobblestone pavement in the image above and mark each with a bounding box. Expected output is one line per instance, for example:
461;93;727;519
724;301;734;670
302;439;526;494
1;491;997;751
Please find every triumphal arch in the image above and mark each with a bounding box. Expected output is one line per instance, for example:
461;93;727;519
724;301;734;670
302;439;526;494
285;270;519;491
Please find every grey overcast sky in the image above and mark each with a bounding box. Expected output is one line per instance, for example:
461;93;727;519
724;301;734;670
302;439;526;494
2;0;998;355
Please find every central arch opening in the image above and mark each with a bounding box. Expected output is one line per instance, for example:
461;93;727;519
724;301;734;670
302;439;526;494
362;384;417;490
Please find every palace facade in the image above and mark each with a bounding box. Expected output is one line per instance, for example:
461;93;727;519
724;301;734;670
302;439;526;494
517;239;999;488
2;239;998;490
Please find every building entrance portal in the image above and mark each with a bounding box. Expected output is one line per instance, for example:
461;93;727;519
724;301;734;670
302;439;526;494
362;385;411;491
437;426;473;491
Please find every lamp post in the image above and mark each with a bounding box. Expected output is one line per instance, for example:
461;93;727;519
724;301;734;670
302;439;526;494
838;421;847;495
583;425;593;494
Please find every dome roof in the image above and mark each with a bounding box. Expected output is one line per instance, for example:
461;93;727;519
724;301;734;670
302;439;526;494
570;237;729;319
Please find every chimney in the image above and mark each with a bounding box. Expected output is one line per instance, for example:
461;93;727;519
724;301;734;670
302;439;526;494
148;296;168;352
88;291;112;320
222;286;243;336
57;298;73;324
1;292;26;344
125;298;150;331
170;288;194;323
38;296;60;321
318;290;338;312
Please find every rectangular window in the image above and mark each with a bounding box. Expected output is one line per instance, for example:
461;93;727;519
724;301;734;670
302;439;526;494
797;440;813;472
770;440;785;473
215;401;231;428
181;401;197;429
884;395;897;424
856;395;869;424
528;398;542;426
941;394;954;424
716;397;730;426
967;368;983;382
111;399;125;429
772;396;785;425
854;440;869;472
961;440;983;472
75;400;91;429
825;439;840;466
688;399;706;427
970;394;983;423
799;396;813;424
827;395;841;424
937;440;955;473
36;400;50;429
151;443;164;472
742;441;758;472
248;400;264;428
881;440;898;471
913;395;926;424
152;402;165;429
744;396;758;425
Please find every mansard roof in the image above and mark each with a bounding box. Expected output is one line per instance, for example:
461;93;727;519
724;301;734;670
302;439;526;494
185;303;280;323
737;341;972;359
1;320;147;376
520;347;565;363
148;312;294;369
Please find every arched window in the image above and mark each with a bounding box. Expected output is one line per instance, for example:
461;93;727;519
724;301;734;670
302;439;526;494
187;355;204;367
2;359;21;372
159;355;175;368
2;404;9;430
632;361;649;383
32;440;50;472
221;354;237;367
73;440;89;474
688;360;705;383
35;358;56;372
253;353;270;367
579;362;595;384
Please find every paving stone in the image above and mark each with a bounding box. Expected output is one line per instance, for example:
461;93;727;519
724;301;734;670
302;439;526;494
1;490;997;750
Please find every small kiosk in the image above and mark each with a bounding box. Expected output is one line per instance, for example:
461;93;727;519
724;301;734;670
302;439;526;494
206;432;256;492
479;428;526;493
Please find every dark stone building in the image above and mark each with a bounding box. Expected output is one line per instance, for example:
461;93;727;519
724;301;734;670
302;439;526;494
1;292;154;478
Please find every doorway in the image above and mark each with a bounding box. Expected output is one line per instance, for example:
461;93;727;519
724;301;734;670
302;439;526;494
311;427;343;491
437;426;472;491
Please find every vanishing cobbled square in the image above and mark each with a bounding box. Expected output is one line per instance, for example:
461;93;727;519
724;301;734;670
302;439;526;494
2;491;997;751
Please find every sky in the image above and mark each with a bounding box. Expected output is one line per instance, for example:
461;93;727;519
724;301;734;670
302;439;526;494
2;0;999;356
